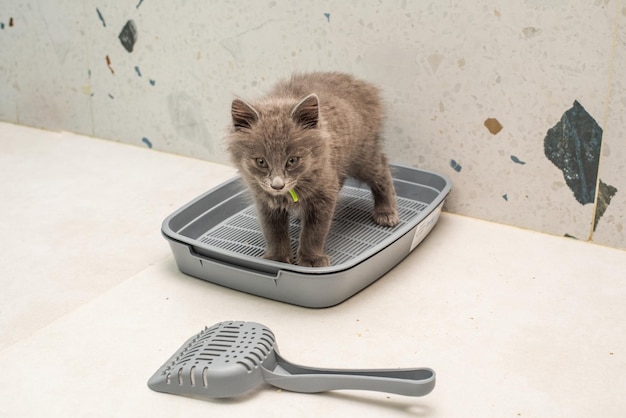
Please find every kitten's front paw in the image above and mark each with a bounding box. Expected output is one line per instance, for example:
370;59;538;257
373;207;399;227
263;252;292;264
296;253;330;268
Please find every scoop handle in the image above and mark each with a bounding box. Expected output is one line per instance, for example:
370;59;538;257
261;354;435;397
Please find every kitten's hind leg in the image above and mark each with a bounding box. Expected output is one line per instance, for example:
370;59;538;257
360;155;399;227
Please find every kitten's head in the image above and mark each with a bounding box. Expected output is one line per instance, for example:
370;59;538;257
226;93;327;198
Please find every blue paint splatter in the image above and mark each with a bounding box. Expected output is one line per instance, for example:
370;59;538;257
134;66;142;77
142;137;153;148
450;159;462;172
510;155;526;165
502;194;508;201
108;93;114;99
0;22;4;30
149;79;155;86
324;13;330;22
136;0;145;9
96;8;106;27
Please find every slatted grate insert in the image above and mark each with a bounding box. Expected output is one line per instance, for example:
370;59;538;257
198;186;428;266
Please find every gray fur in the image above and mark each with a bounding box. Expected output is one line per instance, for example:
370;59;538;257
226;72;398;267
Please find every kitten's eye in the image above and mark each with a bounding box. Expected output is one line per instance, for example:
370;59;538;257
286;157;299;168
255;158;267;168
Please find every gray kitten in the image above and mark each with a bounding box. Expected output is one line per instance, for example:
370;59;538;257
226;72;398;267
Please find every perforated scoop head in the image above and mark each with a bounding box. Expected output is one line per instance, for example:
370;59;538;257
148;320;436;399
148;321;276;398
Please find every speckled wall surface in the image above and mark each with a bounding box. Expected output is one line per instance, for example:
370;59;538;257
1;0;624;249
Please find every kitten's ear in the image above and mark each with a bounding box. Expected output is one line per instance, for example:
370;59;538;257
231;98;259;130
291;94;319;129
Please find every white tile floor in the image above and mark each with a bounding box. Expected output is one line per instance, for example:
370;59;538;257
1;122;625;417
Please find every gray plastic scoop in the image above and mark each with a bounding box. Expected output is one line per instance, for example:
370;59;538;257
148;321;435;399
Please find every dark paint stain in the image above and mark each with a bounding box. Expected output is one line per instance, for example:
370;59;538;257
502;194;508;201
484;118;503;135
593;180;618;231
134;66;142;77
149;79;155;86
9;17;14;27
105;55;114;74
119;20;138;53
136;0;145;9
108;93;114;99
324;13;330;22
0;22;4;30
142;137;153;148
510;155;526;165
450;159;462;172
96;8;106;27
544;100;603;205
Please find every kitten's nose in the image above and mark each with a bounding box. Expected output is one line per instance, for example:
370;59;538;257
271;176;285;190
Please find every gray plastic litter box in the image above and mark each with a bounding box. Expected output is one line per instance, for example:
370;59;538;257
162;164;451;308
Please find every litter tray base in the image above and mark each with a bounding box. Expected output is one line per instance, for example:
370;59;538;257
162;164;451;308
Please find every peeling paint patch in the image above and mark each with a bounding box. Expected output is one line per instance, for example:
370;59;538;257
96;8;106;27
522;27;541;38
593;180;618;231
544;100;603;205
167;91;215;154
119;20;138;53
484;118;503;135
450;159;462;172
219;20;273;61
510;155;526;165
427;54;444;75
142;137;152;148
